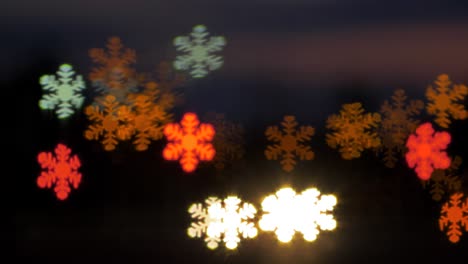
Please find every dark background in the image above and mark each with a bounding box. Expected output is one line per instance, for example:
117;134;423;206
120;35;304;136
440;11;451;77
9;0;468;263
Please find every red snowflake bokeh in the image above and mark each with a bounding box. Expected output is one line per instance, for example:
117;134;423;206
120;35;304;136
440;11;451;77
405;122;451;180
163;112;215;172
37;143;82;200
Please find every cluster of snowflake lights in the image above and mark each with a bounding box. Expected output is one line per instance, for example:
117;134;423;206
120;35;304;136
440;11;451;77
187;196;258;250
259;187;337;243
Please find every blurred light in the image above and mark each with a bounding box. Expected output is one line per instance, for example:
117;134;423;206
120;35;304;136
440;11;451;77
259;187;337;243
265;115;315;172
89;37;138;102
426;74;468;128
187;196;257;250
39;63;85;119
163;112;215;172
439;192;468;243
84;95;133;151
173;25;226;78
406;122;451;180
37;143;82;200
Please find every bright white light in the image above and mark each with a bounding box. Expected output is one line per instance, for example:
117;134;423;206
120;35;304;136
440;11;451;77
187;196;257;250
259;187;337;243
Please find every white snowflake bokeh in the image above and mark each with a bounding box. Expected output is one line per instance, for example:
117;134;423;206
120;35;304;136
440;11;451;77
187;196;258;250
173;25;226;78
39;64;86;119
259;187;337;243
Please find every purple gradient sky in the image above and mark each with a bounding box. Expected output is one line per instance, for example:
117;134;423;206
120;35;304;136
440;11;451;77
2;0;468;87
225;22;468;85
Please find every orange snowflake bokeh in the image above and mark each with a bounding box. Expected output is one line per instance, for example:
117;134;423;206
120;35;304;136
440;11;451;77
265;115;315;172
89;36;139;102
37;143;82;200
439;193;468;243
426;74;468;128
163;112;215;172
84;95;133;151
405;122;451;180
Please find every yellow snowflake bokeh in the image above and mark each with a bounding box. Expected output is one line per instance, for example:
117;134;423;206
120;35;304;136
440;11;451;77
326;102;381;160
265;116;315;172
426;74;468;128
376;89;424;168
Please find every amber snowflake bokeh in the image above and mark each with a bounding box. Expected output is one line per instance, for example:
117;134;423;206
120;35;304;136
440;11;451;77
265;115;315;172
89;36;139;103
376;89;424;168
203;112;245;171
326;102;381;160
426;74;468;128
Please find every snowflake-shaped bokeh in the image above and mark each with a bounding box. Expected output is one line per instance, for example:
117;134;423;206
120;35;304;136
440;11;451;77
84;95;133;151
376;89;424;168
203;112;245;171
265;115;315;172
439;193;468;243
89;36;139;103
405;122;451;180
37;143;82;200
173;25;226;78
163;112;215;172
422;156;462;202
259;187;337;243
187;196;258;250
39;64;86;119
426;74;468;128
326;102;381;160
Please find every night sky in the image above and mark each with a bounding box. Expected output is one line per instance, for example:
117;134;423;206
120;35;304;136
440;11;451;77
10;0;468;263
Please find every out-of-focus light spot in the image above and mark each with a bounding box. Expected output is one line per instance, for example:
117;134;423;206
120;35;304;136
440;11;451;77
39;63;86;119
426;74;468;128
326;102;381;160
265;115;315;172
173;25;226;78
84;95;133;151
439;192;468;243
188;196;257;250
203;112;245;171
259;187;337;243
406;122;451;180
89;37;138;103
377;89;424;168
163;112;215;172
37;143;82;200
